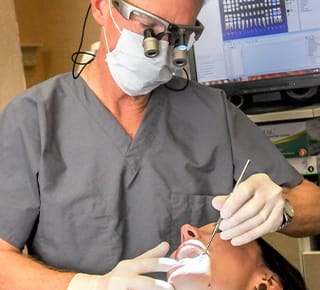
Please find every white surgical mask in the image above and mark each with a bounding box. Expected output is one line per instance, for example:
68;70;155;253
105;30;175;96
103;2;177;96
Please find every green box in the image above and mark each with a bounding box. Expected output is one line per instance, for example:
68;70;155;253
259;118;320;158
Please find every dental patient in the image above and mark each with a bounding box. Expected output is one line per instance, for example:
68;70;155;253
168;223;306;290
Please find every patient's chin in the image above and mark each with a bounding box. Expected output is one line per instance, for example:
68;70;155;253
169;273;212;290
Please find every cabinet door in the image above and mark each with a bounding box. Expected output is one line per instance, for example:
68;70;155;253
302;251;320;290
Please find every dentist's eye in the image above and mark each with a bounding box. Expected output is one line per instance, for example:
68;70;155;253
140;22;151;28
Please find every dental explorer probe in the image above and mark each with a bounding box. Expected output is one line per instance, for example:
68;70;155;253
203;159;251;255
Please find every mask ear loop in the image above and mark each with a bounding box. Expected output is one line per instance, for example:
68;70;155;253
102;26;110;54
108;0;122;33
104;0;122;56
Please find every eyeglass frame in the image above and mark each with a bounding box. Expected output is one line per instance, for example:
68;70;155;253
111;0;205;43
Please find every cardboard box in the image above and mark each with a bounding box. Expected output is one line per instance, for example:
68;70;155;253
259;118;320;158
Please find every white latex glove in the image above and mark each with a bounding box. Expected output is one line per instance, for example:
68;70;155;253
212;173;284;246
67;241;177;290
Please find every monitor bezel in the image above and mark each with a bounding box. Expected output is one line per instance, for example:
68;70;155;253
188;47;320;97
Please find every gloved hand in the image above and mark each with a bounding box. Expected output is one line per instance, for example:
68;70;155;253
67;241;177;290
212;173;284;246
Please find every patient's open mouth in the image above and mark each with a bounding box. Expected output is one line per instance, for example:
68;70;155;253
168;240;210;281
174;239;206;261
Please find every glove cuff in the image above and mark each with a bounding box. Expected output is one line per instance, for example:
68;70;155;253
67;273;100;290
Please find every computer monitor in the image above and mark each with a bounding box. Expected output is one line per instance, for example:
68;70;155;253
189;0;320;98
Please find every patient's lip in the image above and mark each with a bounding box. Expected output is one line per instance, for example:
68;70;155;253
174;239;206;261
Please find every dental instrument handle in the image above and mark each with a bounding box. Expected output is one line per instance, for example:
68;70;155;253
203;159;251;254
203;217;222;255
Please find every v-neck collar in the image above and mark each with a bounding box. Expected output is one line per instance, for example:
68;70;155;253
74;76;166;168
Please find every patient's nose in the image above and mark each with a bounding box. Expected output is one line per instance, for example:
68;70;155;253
181;224;200;243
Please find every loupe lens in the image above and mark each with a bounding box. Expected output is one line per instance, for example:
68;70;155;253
143;28;159;58
172;31;188;67
173;46;188;67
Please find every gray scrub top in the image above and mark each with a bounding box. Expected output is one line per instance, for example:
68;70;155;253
0;73;302;274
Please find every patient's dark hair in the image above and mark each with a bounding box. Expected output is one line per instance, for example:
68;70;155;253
257;238;307;290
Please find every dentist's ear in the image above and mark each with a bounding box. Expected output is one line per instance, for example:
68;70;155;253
90;0;109;26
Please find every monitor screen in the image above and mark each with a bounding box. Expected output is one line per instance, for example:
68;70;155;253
189;0;320;97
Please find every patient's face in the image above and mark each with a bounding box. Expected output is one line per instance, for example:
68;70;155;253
167;223;263;290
